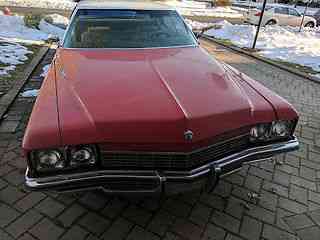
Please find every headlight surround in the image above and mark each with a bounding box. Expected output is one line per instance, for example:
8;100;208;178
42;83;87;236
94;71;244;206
69;145;97;167
250;123;271;141
271;121;291;137
35;150;66;172
32;144;98;173
250;120;295;142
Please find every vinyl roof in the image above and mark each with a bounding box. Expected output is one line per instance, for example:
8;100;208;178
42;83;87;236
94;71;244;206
77;0;175;10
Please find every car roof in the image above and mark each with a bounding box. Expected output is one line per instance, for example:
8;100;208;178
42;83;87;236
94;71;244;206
76;0;175;11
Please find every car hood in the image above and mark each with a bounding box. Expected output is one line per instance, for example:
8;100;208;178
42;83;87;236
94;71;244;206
54;47;276;148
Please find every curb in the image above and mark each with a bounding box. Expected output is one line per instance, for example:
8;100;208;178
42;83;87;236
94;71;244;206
0;46;49;121
202;35;320;84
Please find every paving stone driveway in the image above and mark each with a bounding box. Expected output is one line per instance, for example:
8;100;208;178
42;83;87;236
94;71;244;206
0;41;320;240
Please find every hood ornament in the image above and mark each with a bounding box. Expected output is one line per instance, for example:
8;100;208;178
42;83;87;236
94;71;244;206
184;130;194;141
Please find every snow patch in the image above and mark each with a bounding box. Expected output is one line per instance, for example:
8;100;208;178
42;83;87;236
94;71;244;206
44;14;69;29
0;14;49;42
164;0;243;18
21;89;39;97
39;19;65;40
205;22;320;72
185;19;214;30
0;14;67;43
0;41;32;75
40;64;50;77
0;14;66;76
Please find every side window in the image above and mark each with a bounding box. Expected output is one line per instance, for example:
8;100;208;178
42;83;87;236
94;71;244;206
274;7;289;15
288;8;300;17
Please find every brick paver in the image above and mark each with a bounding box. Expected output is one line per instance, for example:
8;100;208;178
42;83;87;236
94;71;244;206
0;40;320;240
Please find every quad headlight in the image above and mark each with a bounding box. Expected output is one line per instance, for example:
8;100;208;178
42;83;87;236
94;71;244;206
69;146;97;166
36;150;65;171
250;120;295;142
32;145;97;173
271;121;291;137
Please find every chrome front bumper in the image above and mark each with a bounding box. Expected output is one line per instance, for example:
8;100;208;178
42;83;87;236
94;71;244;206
25;137;299;194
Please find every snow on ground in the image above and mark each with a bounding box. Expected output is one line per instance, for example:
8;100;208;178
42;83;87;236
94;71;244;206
44;14;69;29
0;13;66;76
39;19;65;40
205;21;320;72
0;14;50;42
165;0;209;9
164;0;243;18
0;13;67;42
185;19;214;30
21;89;39;97
0;41;32;75
40;64;49;77
0;0;75;10
1;0;244;18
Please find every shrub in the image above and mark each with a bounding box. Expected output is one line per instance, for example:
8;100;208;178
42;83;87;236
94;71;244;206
24;14;43;29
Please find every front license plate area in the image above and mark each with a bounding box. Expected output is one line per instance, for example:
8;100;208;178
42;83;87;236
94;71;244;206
101;177;161;192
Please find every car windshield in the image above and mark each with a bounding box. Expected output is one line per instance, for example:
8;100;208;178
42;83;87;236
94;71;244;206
63;9;197;48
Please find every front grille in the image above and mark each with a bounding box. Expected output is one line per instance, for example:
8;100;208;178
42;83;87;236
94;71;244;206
100;134;250;171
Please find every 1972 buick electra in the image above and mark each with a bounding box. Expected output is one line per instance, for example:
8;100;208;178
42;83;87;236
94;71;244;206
23;0;299;194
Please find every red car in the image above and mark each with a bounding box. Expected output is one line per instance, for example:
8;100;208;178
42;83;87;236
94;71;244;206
23;0;299;194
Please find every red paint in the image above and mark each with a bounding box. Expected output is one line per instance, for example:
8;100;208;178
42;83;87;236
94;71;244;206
23;46;298;153
23;65;61;151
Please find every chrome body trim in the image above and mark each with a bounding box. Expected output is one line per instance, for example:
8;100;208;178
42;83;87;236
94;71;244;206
25;137;299;194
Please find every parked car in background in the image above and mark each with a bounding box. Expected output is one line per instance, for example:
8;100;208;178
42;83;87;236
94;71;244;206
23;0;299;195
245;4;317;27
314;9;320;26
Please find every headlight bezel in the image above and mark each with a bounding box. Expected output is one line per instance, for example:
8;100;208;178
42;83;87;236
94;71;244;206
68;145;98;167
35;149;65;172
30;144;99;174
250;119;297;143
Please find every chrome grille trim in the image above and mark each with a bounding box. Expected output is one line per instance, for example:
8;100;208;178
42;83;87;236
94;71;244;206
100;134;250;171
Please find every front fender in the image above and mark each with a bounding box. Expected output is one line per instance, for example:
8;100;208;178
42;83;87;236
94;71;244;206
22;61;62;153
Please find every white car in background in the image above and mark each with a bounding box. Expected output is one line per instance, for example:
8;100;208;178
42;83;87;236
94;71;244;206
245;4;317;27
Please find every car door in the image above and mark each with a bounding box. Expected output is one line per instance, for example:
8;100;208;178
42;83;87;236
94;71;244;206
273;7;289;26
287;8;302;27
